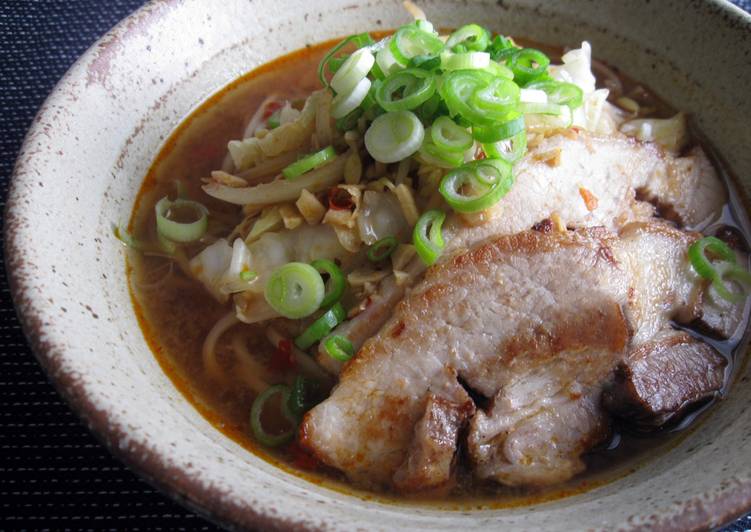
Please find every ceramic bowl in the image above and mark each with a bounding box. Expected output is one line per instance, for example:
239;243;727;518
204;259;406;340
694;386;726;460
5;0;751;529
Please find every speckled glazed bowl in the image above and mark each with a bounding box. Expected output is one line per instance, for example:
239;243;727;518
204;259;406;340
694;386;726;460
5;0;751;529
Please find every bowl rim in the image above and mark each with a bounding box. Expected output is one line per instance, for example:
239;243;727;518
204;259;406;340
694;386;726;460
4;0;751;530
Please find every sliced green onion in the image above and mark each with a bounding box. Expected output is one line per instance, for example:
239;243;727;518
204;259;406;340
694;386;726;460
330;48;375;95
282;146;336;179
154;196;208;243
484;61;515;79
375;42;402;77
415;92;442;123
487;34;517;62
390;24;445;65
376;69;436;112
416;19;436;34
318;33;375;88
250;384;297;447
239;270;258;282
688;236;750;303
418;138;466;168
710;262;751;303
526;79;584;110
408;54;441;71
441;51;490;71
482;129;527;164
413;209;446;266
472;115;524;143
470;77;520;121
439;70;498;126
310;259;346;309
294;303;346;350
439;158;513;213
688;236;738;279
264;262;325;319
285;375;320;420
364;110;425;163
506;48;550;85
331;77;372;119
430;115;474;152
445;24;490;52
322;335;355;362
367;236;399;262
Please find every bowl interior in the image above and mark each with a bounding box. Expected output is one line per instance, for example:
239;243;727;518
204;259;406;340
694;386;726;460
6;0;751;529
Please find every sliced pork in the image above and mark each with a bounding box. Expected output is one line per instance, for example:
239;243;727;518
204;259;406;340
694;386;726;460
393;392;475;492
602;331;727;428
318;131;726;372
302;222;732;489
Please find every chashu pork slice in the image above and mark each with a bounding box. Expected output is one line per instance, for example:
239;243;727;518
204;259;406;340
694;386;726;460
318;131;726;374
300;222;681;486
602;330;727;429
302;222;718;489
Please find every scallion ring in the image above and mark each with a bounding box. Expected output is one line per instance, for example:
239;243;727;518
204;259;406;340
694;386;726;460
331;77;372;119
294;303;347;350
418;138;466;168
310;259;346;309
445;24;490;53
487;34;517;62
710;262;751;303
439;158;513;213
440;51;490;71
330;47;375;95
470;77;520;121
506;48;550;85
318;33;375;88
526;79;584;110
484;61;514;79
264;262;325;319
430;116;474;152
364;110;425;164
439;70;498;126
375;69;436;112
390;24;445;66
323;335;355;362
367;236;399;262
286;375;319;420
413;209;446;266
472;115;525;143
282;146;337;180
688;236;738;279
482;129;527;164
154;196;208;243
250;384;297;447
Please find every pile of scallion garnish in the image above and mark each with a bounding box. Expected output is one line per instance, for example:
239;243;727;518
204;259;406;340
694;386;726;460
292;17;585;266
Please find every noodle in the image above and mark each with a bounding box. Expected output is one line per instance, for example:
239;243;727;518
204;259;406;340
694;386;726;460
266;326;331;382
230;331;273;394
202;311;239;379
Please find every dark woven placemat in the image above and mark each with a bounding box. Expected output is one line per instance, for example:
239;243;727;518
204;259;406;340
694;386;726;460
1;1;750;530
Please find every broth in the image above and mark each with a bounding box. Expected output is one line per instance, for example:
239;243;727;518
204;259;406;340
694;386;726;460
127;38;751;507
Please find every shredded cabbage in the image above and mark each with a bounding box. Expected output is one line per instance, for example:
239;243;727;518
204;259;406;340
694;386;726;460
189;239;233;302
227;90;326;170
547;42;624;134
620;113;688;153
